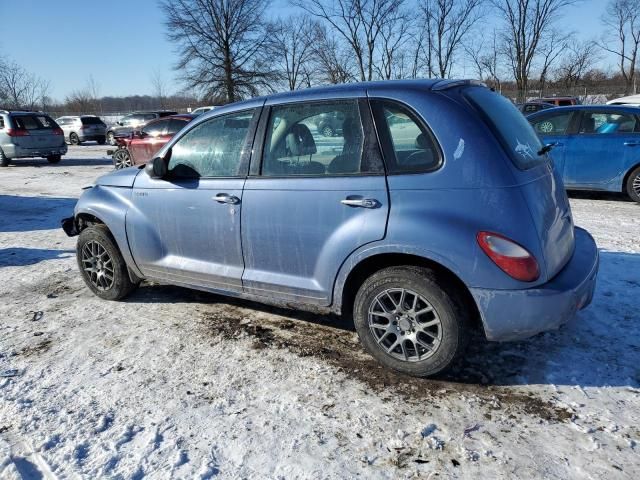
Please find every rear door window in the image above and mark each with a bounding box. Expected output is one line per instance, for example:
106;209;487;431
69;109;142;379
578;111;638;134
464;86;546;169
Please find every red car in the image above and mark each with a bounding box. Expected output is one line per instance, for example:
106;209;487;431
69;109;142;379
112;114;194;169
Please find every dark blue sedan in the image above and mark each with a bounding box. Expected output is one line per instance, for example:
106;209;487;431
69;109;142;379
528;105;640;202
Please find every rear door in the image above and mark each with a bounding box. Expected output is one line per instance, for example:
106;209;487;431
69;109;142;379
241;98;388;305
563;110;638;187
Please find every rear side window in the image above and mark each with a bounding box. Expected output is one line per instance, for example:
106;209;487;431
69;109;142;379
142;119;168;136
532;111;574;136
81;117;105;125
579;111;638;134
167;119;188;135
465;86;545;170
372;100;441;173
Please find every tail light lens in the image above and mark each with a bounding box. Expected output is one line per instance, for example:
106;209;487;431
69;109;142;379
6;128;29;137
477;231;540;282
52;128;63;135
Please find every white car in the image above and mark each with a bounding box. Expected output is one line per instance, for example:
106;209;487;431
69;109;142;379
606;94;640;106
191;106;218;116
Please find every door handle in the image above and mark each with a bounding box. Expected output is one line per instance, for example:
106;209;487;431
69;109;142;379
624;141;640;146
213;193;240;204
340;198;380;208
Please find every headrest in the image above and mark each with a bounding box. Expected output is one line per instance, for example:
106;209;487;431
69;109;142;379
415;133;428;149
285;123;317;156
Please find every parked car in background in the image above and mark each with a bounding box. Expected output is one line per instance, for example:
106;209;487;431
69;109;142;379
191;106;218;116
312;111;345;137
106;110;178;145
0;110;67;166
606;94;640;106
537;96;581;107
55;115;107;145
518;101;556;114
528;105;640;202
63;80;598;377
111;114;194;169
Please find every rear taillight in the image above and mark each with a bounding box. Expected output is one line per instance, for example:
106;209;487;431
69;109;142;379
52;128;63;135
6;128;29;137
477;231;540;282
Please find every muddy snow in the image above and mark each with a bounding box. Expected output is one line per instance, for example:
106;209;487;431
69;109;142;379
0;145;638;479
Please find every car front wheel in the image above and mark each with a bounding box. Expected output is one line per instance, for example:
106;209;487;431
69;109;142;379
353;266;469;377
626;165;640;203
112;148;132;169
77;225;139;300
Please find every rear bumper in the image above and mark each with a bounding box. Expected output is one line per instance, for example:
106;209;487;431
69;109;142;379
470;227;599;341
2;144;67;158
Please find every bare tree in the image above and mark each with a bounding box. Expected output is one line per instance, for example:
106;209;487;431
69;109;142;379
161;0;277;103
600;0;640;95
150;68;169;107
420;0;485;78
0;56;50;110
312;25;357;84
491;0;580;102
375;7;412;79
555;39;600;89
467;30;505;91
272;15;318;90
537;30;570;97
293;0;405;82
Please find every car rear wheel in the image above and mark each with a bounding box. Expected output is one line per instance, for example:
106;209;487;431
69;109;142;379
70;133;81;145
46;155;61;164
107;132;116;146
112;148;132;169
625;165;640;203
353;266;469;377
0;148;9;167
77;225;139;300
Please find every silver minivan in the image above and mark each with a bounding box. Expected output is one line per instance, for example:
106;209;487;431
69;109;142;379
55;115;107;145
0;110;67;166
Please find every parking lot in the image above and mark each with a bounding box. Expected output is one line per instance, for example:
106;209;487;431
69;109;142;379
0;145;639;478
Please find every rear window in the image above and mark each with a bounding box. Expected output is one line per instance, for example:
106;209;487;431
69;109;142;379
81;117;105;125
12;115;56;130
464;86;545;170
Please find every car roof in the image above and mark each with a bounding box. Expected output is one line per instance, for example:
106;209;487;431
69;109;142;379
527;104;640;117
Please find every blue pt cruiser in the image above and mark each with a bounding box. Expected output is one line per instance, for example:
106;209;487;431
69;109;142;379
62;80;599;377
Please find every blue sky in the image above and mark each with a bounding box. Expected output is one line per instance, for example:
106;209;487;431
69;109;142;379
0;0;609;100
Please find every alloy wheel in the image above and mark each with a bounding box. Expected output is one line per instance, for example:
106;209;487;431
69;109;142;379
81;240;115;291
633;173;640;197
367;288;442;362
113;149;132;169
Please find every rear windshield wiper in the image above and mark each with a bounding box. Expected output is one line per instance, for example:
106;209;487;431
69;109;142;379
537;143;557;155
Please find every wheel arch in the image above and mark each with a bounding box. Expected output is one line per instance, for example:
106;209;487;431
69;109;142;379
335;252;482;333
622;162;640;192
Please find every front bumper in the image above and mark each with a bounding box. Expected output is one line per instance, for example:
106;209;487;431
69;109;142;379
470;227;599;341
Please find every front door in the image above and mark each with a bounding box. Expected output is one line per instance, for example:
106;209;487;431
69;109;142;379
127;108;260;291
241;99;389;305
563;110;639;188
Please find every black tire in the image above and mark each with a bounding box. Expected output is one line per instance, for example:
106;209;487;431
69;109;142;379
625;165;640;203
76;225;139;300
70;133;81;145
0;148;9;167
353;266;469;377
97;137;106;145
107;131;117;146
46;155;62;164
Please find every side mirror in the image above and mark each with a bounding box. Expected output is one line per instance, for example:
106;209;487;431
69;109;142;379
145;156;168;179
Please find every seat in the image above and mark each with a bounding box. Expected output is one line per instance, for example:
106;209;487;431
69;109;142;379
266;123;323;175
581;117;596;134
403;133;435;168
285;123;317;157
327;117;362;174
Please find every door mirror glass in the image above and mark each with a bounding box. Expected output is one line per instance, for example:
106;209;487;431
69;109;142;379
145;155;168;178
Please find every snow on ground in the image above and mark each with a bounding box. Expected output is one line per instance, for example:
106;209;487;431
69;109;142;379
0;145;638;479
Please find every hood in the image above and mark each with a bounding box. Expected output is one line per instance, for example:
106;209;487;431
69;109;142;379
95;166;142;188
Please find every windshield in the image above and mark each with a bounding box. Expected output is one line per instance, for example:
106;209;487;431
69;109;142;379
464;86;546;170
